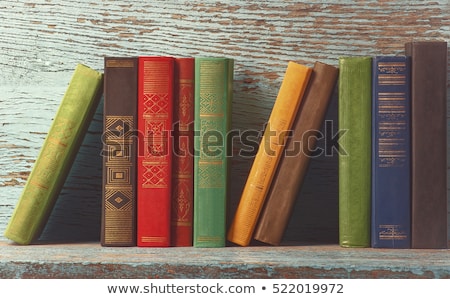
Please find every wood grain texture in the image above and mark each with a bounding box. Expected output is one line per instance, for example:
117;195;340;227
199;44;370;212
0;0;449;245
1;241;449;278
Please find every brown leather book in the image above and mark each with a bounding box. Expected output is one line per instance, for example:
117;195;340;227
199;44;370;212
101;57;138;246
405;41;448;249
254;61;338;245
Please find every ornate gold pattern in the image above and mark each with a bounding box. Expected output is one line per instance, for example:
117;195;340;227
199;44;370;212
141;71;171;188
104;115;135;242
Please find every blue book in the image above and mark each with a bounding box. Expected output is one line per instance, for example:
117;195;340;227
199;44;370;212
371;56;411;248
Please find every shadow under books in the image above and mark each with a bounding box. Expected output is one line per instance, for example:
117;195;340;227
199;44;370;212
38;99;104;244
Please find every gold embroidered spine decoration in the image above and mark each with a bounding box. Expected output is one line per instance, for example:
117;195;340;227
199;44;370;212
104;116;134;244
198;61;225;189
142;61;170;189
376;61;408;169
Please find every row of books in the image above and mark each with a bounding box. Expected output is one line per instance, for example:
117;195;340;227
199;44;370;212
228;41;448;249
336;41;447;249
102;56;233;247
3;56;233;247
3;41;447;249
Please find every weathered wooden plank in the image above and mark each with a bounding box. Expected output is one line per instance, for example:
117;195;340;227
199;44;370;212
1;241;449;278
0;0;449;245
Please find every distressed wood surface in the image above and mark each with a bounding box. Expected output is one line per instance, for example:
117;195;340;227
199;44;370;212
1;241;449;278
0;0;449;249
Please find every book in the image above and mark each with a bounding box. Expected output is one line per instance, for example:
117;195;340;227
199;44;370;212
193;57;233;248
227;61;312;247
171;57;195;247
338;56;371;248
101;57;138;247
405;41;448;249
3;64;104;245
137;56;174;247
254;61;338;246
371;56;411;249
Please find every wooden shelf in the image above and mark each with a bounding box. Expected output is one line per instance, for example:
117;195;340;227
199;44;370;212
1;1;449;281
1;241;449;279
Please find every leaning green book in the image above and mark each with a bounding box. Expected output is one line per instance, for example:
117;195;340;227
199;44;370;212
338;56;372;248
4;64;104;245
193;57;233;247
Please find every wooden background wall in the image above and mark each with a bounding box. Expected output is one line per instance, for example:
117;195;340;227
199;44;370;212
0;0;449;244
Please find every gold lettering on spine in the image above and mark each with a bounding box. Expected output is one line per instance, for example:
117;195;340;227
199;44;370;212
378;224;408;240
106;59;135;68
377;62;408;168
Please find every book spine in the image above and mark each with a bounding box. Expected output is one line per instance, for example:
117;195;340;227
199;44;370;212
101;57;138;247
193;57;233;248
4;64;104;245
227;62;312;247
171;58;195;247
371;56;411;249
137;57;174;247
254;61;338;246
405;41;448;249
338;56;372;248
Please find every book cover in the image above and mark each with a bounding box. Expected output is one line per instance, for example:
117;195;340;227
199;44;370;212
171;57;195;247
137;57;174;247
338;56;372;248
227;61;312;247
4;64;104;245
193;57;233;248
371;56;411;249
405;41;448;249
254;61;338;246
101;57;138;247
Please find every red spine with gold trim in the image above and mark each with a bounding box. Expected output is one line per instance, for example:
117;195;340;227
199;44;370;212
171;58;195;246
137;57;174;247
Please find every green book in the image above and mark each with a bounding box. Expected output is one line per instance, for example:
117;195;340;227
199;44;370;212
338;56;372;248
193;57;233;247
4;64;104;245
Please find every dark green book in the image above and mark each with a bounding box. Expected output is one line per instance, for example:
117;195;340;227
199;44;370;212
193;57;233;247
338;56;372;248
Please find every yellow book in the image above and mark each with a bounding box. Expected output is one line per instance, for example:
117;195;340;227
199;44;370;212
227;61;312;246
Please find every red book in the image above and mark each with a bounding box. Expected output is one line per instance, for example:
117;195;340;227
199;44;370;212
171;58;195;246
137;57;174;247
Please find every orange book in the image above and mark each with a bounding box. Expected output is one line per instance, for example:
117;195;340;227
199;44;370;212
227;61;312;246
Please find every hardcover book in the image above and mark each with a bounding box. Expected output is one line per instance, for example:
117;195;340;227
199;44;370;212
338;56;372;248
254;61;338;246
137;57;174;247
193;57;233;248
227;61;312;247
101;57;138;247
171;58;195;247
4;64;104;245
371;56;411;249
405;41;448;249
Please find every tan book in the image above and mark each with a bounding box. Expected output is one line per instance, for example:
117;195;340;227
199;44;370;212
254;62;338;245
227;61;312;246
